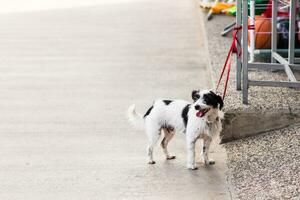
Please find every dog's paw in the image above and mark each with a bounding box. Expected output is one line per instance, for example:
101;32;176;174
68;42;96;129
205;159;215;165
166;155;176;160
187;164;198;170
148;161;156;165
209;160;215;165
188;166;198;170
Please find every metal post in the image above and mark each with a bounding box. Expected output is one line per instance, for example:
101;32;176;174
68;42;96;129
242;0;248;104
288;0;296;64
236;0;242;90
271;0;278;63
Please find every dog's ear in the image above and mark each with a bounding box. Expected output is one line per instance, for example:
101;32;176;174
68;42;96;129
191;90;200;101
216;95;224;110
210;91;223;110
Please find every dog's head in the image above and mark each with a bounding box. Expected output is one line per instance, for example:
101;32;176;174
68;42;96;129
191;90;223;118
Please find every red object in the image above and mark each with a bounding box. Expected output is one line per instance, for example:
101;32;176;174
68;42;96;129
261;0;289;18
216;26;243;100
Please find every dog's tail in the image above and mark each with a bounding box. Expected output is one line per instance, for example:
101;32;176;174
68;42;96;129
127;104;144;130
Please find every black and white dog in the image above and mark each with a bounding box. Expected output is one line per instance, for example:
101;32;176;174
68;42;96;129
127;90;224;170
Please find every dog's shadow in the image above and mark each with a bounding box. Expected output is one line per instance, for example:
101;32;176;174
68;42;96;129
147;159;225;187
161;158;217;172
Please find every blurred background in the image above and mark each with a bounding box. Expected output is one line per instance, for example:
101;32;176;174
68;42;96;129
0;0;138;13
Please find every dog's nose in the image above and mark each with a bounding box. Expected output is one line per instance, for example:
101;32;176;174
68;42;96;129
194;105;200;110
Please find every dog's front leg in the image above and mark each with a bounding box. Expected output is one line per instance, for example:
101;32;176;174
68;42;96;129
186;137;197;170
203;137;215;165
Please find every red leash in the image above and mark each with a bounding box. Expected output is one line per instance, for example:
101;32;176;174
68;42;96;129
216;25;254;100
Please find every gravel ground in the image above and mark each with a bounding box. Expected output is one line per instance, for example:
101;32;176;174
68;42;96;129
225;125;300;200
199;10;300;200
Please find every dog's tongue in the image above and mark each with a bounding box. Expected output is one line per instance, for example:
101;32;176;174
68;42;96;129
196;110;204;118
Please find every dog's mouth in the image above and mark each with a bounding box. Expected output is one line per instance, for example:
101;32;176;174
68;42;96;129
196;108;210;118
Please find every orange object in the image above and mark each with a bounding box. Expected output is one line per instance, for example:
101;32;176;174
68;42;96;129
248;16;272;49
211;3;235;14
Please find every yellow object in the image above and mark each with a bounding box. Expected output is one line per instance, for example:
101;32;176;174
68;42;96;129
211;2;235;14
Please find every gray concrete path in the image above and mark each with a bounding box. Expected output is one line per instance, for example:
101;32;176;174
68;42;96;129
0;0;230;199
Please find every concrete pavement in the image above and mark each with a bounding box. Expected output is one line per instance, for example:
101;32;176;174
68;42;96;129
0;0;230;199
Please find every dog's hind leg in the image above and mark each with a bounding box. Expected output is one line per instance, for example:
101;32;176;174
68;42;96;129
146;126;161;165
161;129;175;160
